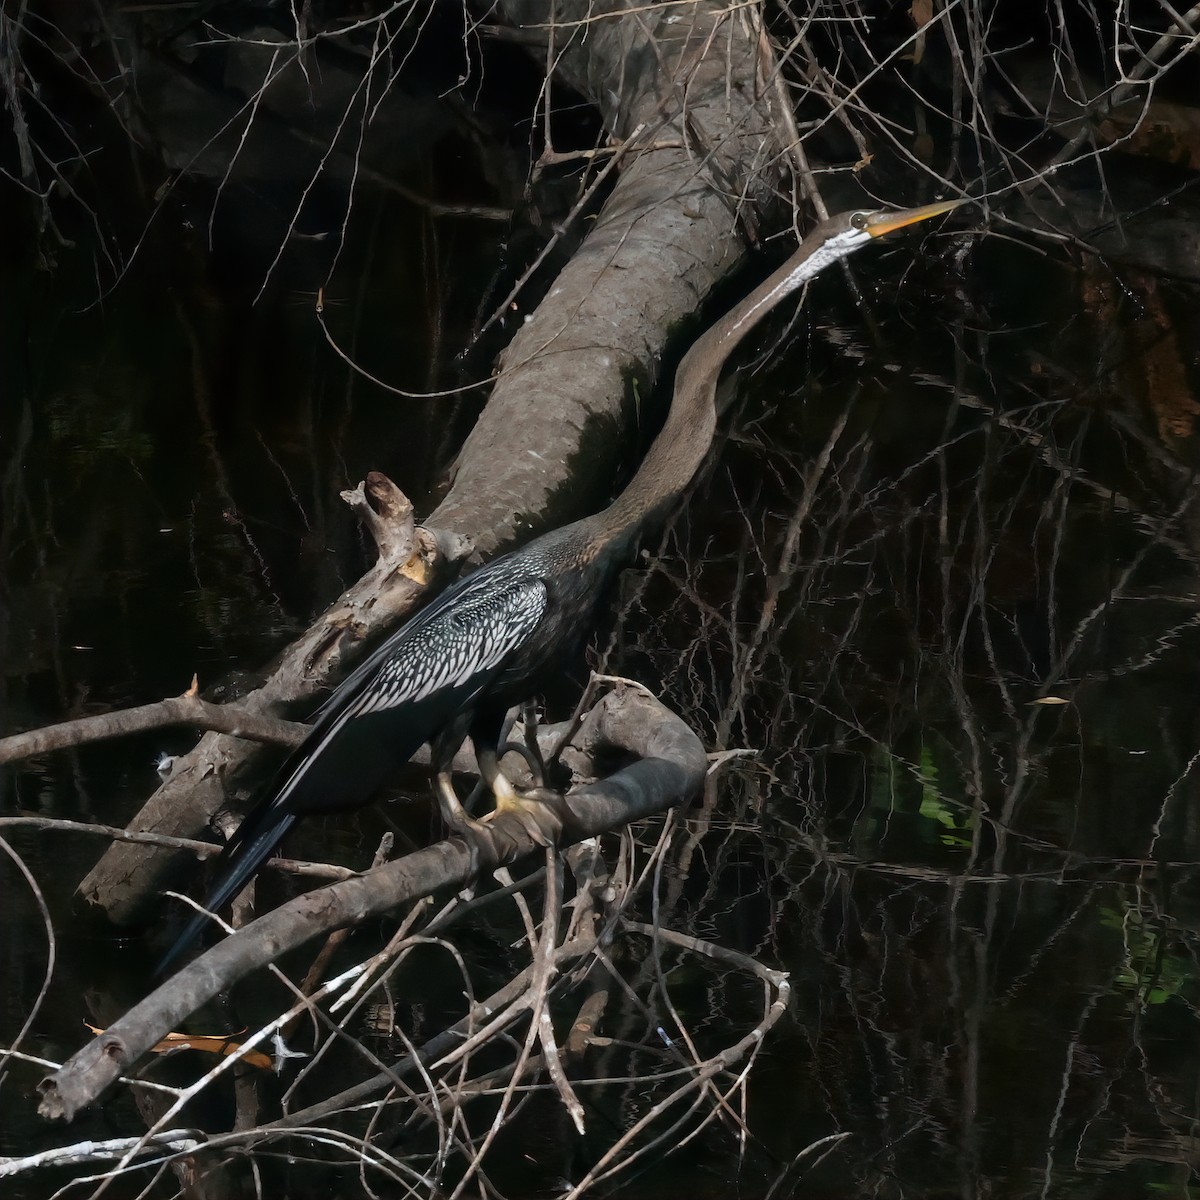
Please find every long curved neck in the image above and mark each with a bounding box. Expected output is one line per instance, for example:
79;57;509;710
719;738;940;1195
596;225;850;544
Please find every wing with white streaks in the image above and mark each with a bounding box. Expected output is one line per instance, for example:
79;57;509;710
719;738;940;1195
352;577;548;716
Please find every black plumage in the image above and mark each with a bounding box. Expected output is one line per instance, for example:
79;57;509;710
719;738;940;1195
158;532;600;973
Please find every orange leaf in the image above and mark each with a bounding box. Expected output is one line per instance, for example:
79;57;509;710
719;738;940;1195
84;1021;273;1071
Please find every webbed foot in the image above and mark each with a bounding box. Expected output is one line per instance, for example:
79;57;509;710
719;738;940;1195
436;769;568;864
487;775;567;848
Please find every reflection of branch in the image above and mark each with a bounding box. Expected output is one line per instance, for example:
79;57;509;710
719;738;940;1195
0;696;307;766
557;920;790;1200
1047;1;1200;170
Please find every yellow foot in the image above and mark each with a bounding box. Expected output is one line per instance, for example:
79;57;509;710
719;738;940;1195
488;775;567;847
437;769;568;866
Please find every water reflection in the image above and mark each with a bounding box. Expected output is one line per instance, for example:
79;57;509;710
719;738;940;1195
604;234;1200;1196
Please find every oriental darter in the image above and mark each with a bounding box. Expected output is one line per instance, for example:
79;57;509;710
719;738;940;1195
158;199;965;972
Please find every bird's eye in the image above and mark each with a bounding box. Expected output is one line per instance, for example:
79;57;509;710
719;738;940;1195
850;211;869;231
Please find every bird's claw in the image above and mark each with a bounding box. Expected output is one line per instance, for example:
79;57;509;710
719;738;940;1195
446;786;569;868
438;766;569;870
492;785;566;847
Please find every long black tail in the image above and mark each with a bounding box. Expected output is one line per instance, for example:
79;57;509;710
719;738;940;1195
153;702;426;975
153;640;479;976
155;805;298;976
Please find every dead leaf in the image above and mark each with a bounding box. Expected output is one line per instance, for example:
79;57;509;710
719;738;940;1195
84;1021;273;1071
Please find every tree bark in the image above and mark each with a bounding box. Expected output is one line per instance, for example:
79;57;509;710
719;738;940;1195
432;0;783;547
75;0;785;923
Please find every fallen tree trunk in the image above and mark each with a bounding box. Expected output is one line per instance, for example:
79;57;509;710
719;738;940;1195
433;0;783;545
76;0;783;923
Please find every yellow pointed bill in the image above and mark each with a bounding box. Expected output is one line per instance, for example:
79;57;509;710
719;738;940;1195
865;198;967;238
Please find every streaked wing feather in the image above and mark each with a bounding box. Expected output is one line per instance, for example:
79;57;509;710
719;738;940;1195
354;578;548;716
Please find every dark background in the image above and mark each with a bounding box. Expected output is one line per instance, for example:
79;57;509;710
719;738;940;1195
4;3;1200;1197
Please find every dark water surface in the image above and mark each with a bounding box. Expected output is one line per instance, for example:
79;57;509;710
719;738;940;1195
5;82;1200;1200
